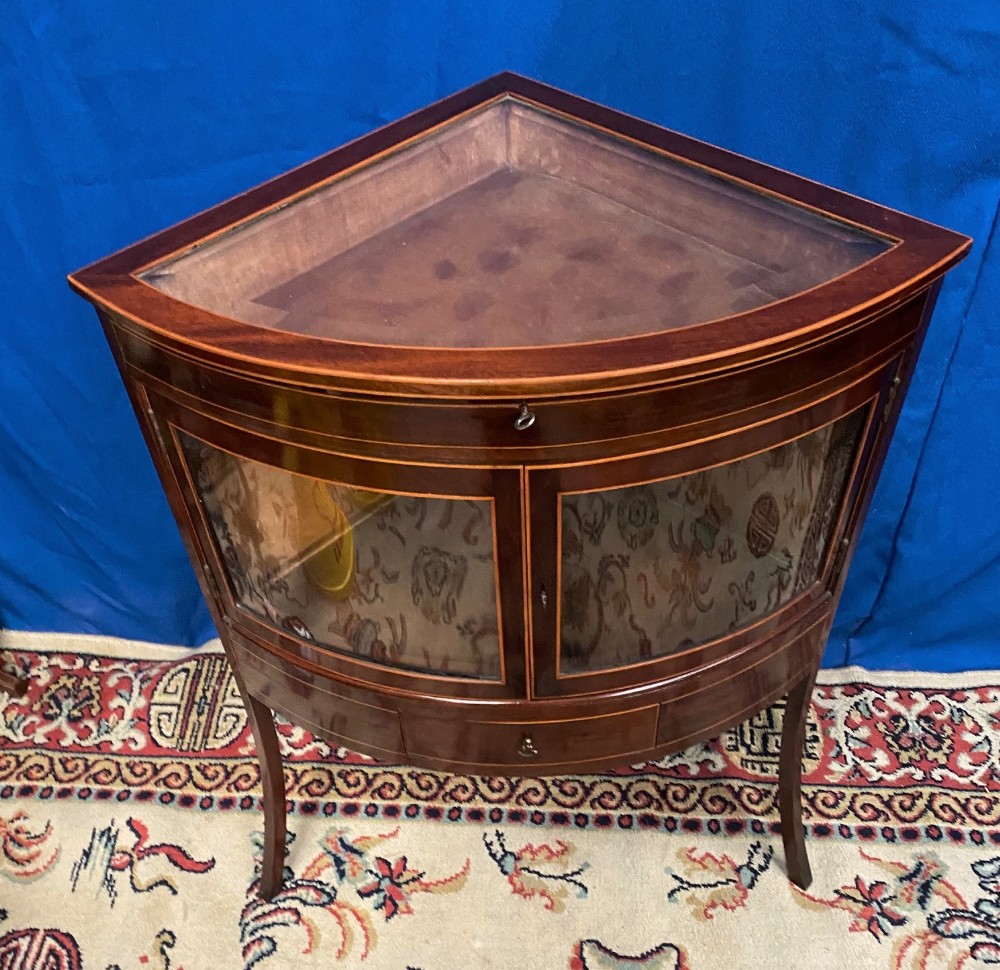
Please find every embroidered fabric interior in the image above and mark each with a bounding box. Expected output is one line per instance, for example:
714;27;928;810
179;433;502;680
559;409;866;673
179;408;863;682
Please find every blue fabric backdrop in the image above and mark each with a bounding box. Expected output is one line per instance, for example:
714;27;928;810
1;2;997;669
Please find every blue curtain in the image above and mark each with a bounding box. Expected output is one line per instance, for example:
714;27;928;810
2;2;997;669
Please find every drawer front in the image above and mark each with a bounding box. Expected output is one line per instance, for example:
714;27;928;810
402;705;658;769
117;294;921;462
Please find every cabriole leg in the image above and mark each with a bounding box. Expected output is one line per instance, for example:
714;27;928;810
240;684;287;900
779;668;818;890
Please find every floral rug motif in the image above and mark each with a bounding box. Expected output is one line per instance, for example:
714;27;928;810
1;632;999;968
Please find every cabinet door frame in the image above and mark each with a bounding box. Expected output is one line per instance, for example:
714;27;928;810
526;364;896;698
145;386;527;701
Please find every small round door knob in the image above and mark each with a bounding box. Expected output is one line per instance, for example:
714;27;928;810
517;733;539;759
514;403;536;431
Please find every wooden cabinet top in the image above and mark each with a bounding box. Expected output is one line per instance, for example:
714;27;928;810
69;72;969;398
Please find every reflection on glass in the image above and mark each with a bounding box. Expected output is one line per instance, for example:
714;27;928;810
559;410;866;674
179;433;501;680
140;100;889;348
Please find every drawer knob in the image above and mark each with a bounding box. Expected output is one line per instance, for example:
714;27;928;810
517;733;539;759
514;403;536;431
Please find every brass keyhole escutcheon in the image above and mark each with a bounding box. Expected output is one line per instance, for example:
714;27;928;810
517;733;539;759
514;403;536;431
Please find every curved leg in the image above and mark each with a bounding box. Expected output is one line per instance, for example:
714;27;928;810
779;668;818;889
242;688;287;900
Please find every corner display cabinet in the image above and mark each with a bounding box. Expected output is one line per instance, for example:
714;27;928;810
69;73;970;900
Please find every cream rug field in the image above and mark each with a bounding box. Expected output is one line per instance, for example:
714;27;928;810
1;632;999;969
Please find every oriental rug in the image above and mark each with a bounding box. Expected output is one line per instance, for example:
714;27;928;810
1;632;999;969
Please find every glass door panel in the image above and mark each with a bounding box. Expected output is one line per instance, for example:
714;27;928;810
178;432;503;681
558;409;866;675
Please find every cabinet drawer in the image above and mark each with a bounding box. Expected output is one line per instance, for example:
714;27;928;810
121;298;919;461
402;706;658;769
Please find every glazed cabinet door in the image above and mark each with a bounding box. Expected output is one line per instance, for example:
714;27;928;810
526;368;897;697
143;388;526;700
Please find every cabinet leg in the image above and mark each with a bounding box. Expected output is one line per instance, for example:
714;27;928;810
242;688;287;901
779;668;817;890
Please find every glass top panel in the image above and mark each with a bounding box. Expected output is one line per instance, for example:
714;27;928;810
179;433;503;680
142;99;890;348
559;408;866;675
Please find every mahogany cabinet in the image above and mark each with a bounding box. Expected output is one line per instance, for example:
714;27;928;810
69;73;970;899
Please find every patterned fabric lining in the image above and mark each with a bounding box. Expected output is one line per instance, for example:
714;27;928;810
180;434;502;680
560;409;865;672
178;408;864;683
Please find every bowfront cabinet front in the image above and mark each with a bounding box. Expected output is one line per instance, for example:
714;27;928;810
70;73;969;899
130;351;893;778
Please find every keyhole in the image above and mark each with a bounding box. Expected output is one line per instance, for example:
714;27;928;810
540;585;548;609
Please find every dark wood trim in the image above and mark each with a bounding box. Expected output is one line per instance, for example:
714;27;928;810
227;592;831;775
110;290;926;465
824;283;943;607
